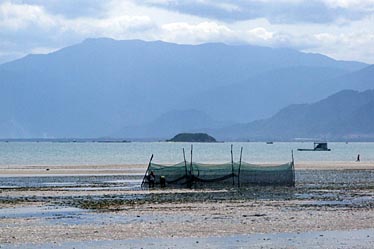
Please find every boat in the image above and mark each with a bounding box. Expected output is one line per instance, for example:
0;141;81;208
297;142;331;151
266;141;273;144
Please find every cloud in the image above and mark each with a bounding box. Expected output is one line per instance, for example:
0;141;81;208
0;1;155;35
0;2;57;31
143;0;374;24
311;31;374;62
0;1;156;63
0;0;374;64
240;27;321;50
161;21;234;43
12;0;107;18
160;22;320;51
65;15;155;38
247;27;273;41
325;0;374;9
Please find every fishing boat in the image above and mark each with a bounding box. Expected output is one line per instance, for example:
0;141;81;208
297;142;331;151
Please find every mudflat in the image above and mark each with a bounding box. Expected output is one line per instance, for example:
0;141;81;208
1;161;373;177
1;162;374;248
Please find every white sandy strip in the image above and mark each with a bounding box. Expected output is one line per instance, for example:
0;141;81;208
0;161;374;177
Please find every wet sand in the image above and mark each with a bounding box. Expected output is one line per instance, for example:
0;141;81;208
1;161;374;177
6;229;374;249
1;162;374;248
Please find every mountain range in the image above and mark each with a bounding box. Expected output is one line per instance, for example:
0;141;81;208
0;38;373;139
213;89;374;141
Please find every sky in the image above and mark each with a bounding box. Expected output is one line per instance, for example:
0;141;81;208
0;0;374;64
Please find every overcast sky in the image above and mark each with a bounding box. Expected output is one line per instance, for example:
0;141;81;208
1;0;374;64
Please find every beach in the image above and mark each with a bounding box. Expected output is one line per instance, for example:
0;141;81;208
1;161;374;248
2;1;374;246
2;161;374;176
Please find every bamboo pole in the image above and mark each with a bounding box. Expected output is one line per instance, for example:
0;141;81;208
141;154;153;188
189;145;193;188
190;144;193;176
238;147;243;187
291;149;294;163
183;148;188;177
291;150;295;187
231;144;234;185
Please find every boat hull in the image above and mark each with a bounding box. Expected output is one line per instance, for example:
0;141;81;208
297;149;331;151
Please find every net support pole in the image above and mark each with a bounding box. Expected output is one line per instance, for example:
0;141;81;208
291;150;295;187
238;147;243;187
189;144;193;187
183;148;188;177
141;154;153;188
291;149;294;163
190;144;193;176
231;144;234;186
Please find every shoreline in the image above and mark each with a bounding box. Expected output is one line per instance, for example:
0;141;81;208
2;198;374;246
1;161;374;177
1;164;374;247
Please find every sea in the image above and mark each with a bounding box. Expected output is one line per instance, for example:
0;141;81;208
0;142;372;166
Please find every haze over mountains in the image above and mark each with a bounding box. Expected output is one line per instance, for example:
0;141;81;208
0;38;373;140
214;89;374;141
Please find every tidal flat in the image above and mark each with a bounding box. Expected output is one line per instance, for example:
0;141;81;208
1;165;374;248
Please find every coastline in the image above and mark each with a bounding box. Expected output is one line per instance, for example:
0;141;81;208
1;161;374;177
1;162;374;248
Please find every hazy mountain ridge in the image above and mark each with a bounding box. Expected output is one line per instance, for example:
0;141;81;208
0;38;370;138
214;89;374;141
334;64;374;91
185;66;350;122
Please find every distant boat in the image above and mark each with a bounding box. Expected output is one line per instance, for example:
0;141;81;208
298;142;331;151
266;141;273;144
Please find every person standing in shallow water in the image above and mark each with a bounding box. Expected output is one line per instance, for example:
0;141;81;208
356;154;360;162
148;171;155;188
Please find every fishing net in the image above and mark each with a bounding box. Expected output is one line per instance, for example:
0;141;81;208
142;161;295;187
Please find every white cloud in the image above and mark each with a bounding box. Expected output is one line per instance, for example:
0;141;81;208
30;47;59;55
315;33;338;43
0;1;158;63
144;0;240;12
247;27;273;41
192;1;241;12
65;15;155;38
324;0;374;10
0;1;155;36
0;2;57;30
143;0;374;24
0;0;374;64
310;31;374;61
161;21;234;43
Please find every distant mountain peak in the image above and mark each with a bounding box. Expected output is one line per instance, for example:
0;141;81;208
215;89;374;141
0;38;369;139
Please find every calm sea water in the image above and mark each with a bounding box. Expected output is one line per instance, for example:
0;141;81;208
0;142;372;166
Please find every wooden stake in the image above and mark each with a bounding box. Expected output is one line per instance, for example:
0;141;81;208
291;149;294;163
291;150;295;187
238;147;243;187
183;148;188;176
190;144;193;176
141;154;153;188
231;144;234;185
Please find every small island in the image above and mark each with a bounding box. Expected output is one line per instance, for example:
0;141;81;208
167;133;217;142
